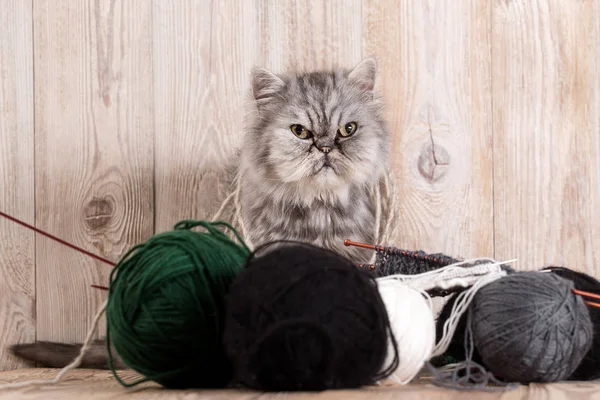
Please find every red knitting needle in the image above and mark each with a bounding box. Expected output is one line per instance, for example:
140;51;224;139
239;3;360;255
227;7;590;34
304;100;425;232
573;289;600;308
584;301;600;309
344;239;386;253
344;239;376;250
573;289;600;301
0;210;112;291
0;210;115;266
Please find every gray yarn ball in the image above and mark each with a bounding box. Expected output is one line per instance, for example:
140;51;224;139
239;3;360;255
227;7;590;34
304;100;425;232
471;271;593;383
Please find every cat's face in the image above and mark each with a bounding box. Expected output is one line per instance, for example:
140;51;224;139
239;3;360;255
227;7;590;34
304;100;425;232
245;58;390;193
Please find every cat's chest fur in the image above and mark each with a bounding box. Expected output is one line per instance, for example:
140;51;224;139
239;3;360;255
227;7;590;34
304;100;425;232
240;182;376;263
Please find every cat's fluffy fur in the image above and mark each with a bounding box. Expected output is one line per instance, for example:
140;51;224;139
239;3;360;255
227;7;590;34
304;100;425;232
9;58;393;370
239;57;391;263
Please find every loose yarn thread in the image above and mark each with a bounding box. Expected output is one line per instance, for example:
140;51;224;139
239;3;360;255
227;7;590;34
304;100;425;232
0;298;109;390
425;309;519;392
431;292;484;369
430;266;509;358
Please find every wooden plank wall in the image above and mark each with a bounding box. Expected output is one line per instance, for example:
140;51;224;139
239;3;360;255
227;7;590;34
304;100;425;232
0;0;35;371
0;0;598;371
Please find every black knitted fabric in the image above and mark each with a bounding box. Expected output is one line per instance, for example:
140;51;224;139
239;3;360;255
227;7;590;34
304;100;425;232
372;248;459;276
361;246;515;297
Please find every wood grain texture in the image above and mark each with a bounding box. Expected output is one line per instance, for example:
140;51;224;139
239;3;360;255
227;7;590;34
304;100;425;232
0;0;35;371
153;0;259;232
1;369;600;400
364;0;494;259
33;0;154;342
492;0;600;273
257;0;363;73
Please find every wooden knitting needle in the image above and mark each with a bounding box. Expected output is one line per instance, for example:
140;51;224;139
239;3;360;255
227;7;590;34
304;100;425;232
344;239;376;250
573;289;600;301
584;301;600;309
344;239;387;254
0;210;113;293
572;289;600;308
344;240;378;269
0;210;115;267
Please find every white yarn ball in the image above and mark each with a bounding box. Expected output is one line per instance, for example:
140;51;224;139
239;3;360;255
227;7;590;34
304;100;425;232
376;279;436;385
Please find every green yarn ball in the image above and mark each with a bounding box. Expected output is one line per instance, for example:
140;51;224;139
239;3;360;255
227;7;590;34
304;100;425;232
105;220;251;389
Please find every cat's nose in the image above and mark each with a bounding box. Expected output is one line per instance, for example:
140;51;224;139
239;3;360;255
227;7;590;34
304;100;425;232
318;146;332;154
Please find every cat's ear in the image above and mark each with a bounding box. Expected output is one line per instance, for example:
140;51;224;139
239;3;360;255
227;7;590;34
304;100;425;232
251;67;285;104
348;57;377;92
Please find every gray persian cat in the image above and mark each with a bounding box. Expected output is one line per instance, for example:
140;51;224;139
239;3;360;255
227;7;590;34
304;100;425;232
238;57;392;264
9;58;394;370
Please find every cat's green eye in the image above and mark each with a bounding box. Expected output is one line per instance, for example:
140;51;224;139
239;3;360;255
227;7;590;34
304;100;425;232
339;122;357;137
290;124;311;139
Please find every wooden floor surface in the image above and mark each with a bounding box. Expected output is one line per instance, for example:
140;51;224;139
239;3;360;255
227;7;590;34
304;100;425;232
1;369;600;400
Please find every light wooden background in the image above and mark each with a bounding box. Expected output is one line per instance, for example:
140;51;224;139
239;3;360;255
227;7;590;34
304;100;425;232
0;0;598;371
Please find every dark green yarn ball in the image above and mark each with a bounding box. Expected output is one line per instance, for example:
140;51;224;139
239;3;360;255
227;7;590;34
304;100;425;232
105;220;251;389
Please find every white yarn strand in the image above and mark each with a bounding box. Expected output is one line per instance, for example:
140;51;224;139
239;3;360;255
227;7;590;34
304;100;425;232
379;169;398;246
377;258;515;292
232;171;253;249
210;190;236;222
208;170;253;250
431;271;506;357
371;181;382;266
0;299;108;390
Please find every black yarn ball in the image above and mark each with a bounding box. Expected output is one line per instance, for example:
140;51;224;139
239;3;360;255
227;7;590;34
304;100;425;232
543;266;600;381
222;241;399;392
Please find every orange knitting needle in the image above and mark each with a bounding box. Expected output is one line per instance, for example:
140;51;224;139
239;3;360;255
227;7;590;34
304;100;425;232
0;210;116;267
573;289;600;301
344;239;376;250
572;289;600;308
584;301;600;309
344;239;387;254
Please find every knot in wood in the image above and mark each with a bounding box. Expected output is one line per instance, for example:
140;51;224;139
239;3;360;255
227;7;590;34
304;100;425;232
83;197;114;229
417;140;450;183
